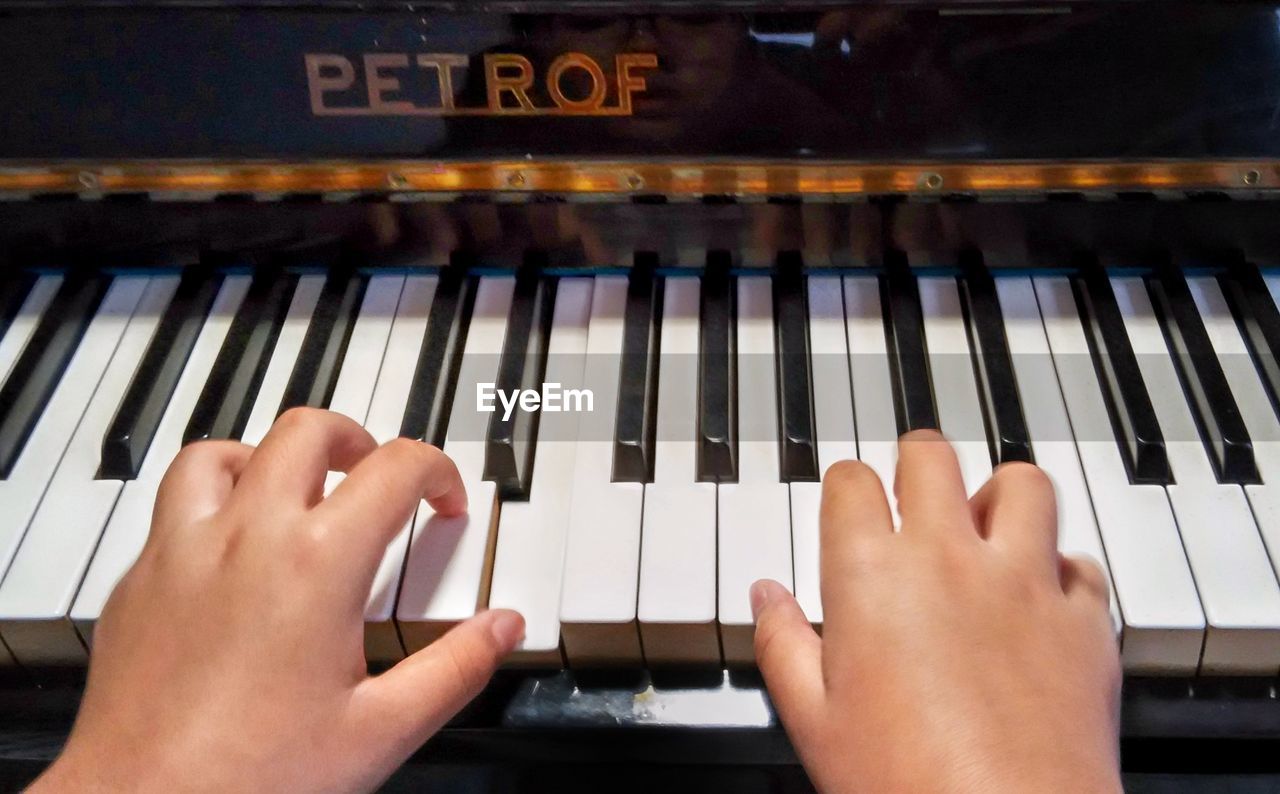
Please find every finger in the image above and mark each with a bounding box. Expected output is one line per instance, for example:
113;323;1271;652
820;460;891;606
314;438;466;574
350;609;523;759
971;462;1058;572
151;440;254;531
233;408;378;508
1062;557;1119;648
1061;554;1112;603
821;460;893;540
893;429;973;537
751;580;825;737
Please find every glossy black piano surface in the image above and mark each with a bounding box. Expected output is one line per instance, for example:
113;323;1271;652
0;670;1276;789
1;0;1280;162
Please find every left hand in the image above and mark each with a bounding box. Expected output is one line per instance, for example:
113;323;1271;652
32;407;524;793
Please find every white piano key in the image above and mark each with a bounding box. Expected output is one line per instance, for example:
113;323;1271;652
302;274;408;636
326;274;406;422
1265;274;1280;319
637;277;719;666
302;273;407;660
918;276;992;493
790;276;856;628
843;276;899;525
0;274;61;387
719;276;792;666
239;274;327;447
69;275;253;643
0;277;147;569
357;275;437;663
0;275;161;666
487;278;593;666
995;277;1121;632
1033;276;1204;673
1112;276;1280;674
397;276;514;653
1189;276;1280;603
559;276;645;665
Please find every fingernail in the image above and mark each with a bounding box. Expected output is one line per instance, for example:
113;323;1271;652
750;580;773;621
489;609;525;650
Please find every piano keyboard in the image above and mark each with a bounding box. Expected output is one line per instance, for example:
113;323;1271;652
2;256;1280;676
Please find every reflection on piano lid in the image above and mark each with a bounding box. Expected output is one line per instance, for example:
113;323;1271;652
5;3;1280;194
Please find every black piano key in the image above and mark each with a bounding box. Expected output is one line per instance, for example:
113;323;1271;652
612;252;662;483
697;250;737;483
772;251;819;482
1218;257;1280;426
1147;257;1259;484
484;259;557;501
277;268;367;413
881;250;938;435
101;269;223;479
1071;255;1171;485
0;272;112;477
957;251;1034;466
0;272;37;343
399;265;477;448
183;271;297;444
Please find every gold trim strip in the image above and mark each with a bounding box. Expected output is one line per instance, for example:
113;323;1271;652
0;160;1276;195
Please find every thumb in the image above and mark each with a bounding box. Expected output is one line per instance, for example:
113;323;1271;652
752;580;825;731
352;609;524;756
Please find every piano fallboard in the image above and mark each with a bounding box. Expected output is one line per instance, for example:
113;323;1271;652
0;0;1275;162
4;1;1280;200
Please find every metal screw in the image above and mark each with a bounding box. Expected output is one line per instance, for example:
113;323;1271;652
386;172;409;189
919;172;943;190
1243;169;1262;186
507;171;526;188
77;171;99;190
627;173;644;190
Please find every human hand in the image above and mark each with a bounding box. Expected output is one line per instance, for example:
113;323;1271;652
33;408;524;793
753;430;1121;793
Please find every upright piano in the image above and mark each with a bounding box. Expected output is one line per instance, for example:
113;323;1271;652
0;0;1278;787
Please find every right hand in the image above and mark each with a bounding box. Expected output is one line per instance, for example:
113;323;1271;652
752;430;1122;793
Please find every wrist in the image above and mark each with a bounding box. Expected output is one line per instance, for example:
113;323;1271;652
30;752;103;793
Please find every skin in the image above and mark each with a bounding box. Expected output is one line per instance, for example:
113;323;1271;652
32;416;1121;793
32;409;524;793
752;430;1122;794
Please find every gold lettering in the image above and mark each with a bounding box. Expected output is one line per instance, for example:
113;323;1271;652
305;54;356;115
615;53;658;115
364;54;414;113
307;51;657;116
417;54;468;111
546;53;606;113
484;54;535;112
